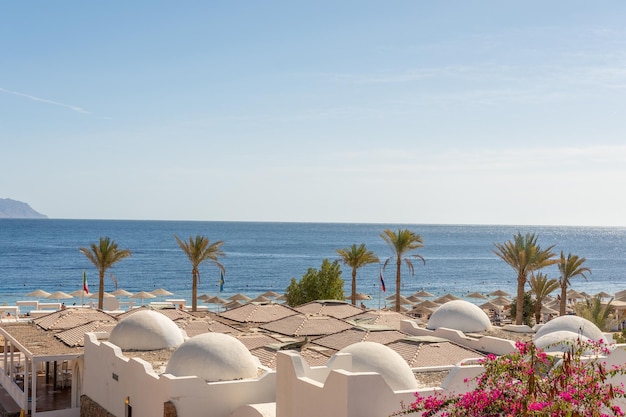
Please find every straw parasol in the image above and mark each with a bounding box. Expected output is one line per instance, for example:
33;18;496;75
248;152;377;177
406;295;424;303
46;291;73;303
466;292;487;300
250;295;271;303
347;293;372;301
223;300;243;310
70;289;89;297
480;300;503;312
229;293;252;302
204;296;228;305
198;294;212;301
130;291;156;305
88;292;115;299
151;288;173;297
407;305;436;317
260;291;281;298
434;294;459;304
596;291;612;299
111;289;134;297
489;289;511;297
417;300;440;309
491;296;512;306
26;289;51;298
413;290;435;298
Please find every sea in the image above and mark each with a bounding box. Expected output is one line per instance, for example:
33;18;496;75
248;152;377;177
1;219;625;310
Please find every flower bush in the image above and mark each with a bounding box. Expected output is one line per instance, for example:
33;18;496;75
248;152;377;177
395;339;626;416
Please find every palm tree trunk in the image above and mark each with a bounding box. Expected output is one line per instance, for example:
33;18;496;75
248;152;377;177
192;268;198;312
395;258;401;312
351;269;357;306
98;270;105;310
559;284;567;316
515;274;525;325
535;299;541;325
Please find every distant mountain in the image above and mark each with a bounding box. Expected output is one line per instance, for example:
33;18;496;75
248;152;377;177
0;198;48;219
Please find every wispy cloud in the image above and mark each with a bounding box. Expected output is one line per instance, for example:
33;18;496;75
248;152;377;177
0;87;90;114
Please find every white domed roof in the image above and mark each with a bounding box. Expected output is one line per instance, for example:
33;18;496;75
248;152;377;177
535;330;591;353
338;342;418;391
165;333;258;382
109;310;184;351
427;300;492;333
534;315;604;342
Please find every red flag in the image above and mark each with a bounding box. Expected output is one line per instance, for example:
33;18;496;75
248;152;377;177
83;270;89;294
380;269;386;292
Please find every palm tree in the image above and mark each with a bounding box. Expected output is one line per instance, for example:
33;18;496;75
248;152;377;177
79;237;131;310
574;296;615;331
557;251;591;316
493;232;558;325
175;235;225;312
336;243;379;306
380;229;425;312
529;273;559;325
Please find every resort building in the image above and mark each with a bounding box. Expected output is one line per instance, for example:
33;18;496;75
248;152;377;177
1;298;625;416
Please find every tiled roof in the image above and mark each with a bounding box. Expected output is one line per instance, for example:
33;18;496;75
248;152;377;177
312;328;407;351
250;342;334;369
33;308;117;331
177;319;240;337
260;314;353;337
348;310;422;330
115;306;196;322
386;339;484;368
218;303;298;323
55;322;117;347
234;332;284;351
0;323;82;356
294;301;364;319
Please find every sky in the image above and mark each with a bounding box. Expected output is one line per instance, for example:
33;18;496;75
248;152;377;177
2;2;626;226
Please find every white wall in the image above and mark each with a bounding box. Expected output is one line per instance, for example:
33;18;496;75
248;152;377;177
400;320;518;355
83;333;276;417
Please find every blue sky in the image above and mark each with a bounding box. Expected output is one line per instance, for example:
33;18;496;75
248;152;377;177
2;2;626;226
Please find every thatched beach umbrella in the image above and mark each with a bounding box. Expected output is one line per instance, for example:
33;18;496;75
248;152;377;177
407;305;436;318
26;289;51;298
480;300;503;312
111;289;134;297
491;296;512;306
489;289;511;297
467;292;488;300
151;288;173;299
88;291;115;299
222;300;243;310
406;295;424;303
229;293;252;302
260;291;281;298
348;293;372;301
130;291;156;306
250;295;271;303
596;291;612;299
417;300;440;309
413;290;435;298
198;294;212;301
205;296;228;305
46;291;73;303
434;294;459;304
70;289;89;297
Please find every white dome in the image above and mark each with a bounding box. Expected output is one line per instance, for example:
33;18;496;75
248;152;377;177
165;333;258;382
109;310;184;351
535;330;591;353
338;342;418;391
427;300;492;333
534;315;604;342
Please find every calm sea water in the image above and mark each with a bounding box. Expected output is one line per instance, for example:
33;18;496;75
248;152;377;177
1;219;625;309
